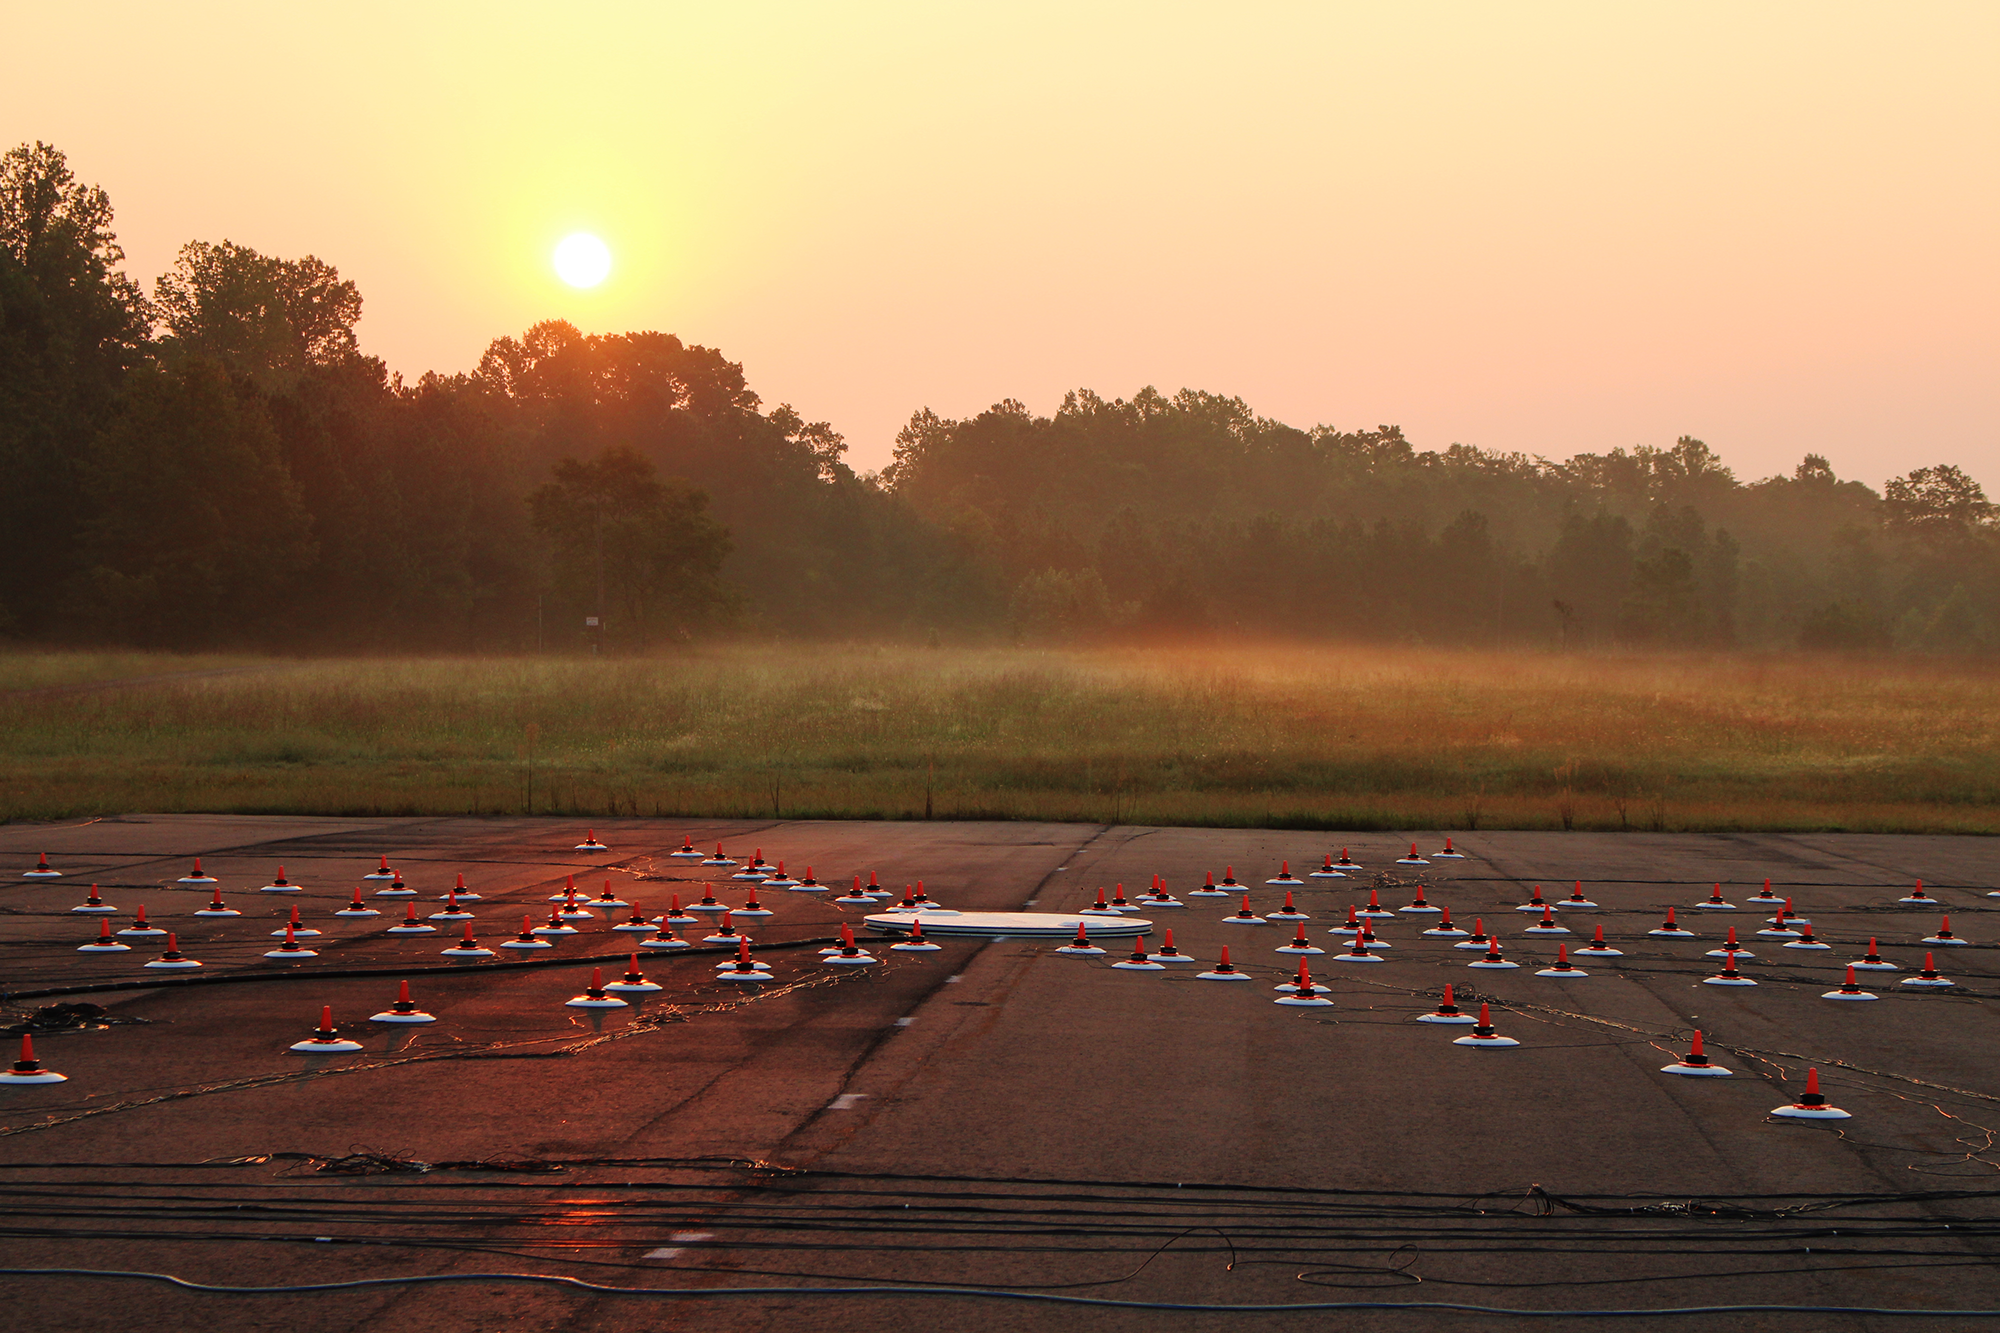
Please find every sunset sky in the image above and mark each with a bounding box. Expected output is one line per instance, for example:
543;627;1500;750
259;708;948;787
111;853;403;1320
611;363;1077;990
7;2;1994;484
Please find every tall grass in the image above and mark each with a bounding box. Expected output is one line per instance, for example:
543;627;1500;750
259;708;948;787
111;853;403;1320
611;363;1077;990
2;645;1996;832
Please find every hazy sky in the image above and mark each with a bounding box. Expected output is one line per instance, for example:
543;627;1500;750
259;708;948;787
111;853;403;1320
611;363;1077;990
7;2;1994;484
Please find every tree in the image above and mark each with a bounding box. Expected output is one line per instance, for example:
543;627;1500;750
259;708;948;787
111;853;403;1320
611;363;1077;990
1883;465;1994;538
1798;600;1883;651
1620;548;1702;643
70;360;315;645
1010;567;1114;642
153;240;362;376
1545;513;1634;642
0;141;151;631
529;446;733;646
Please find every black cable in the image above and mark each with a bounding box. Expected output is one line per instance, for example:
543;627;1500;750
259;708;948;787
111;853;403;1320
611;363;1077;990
8;1266;2000;1316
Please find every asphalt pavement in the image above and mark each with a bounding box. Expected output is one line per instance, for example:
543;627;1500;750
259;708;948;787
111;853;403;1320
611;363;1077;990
1;815;1997;1332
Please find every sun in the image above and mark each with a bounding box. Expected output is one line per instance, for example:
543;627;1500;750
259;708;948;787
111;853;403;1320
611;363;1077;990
553;232;612;288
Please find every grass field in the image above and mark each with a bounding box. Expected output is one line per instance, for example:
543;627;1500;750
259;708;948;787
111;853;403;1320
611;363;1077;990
2;645;1996;833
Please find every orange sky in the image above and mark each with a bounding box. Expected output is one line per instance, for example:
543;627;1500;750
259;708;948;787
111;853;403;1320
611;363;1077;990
7;2;1994;485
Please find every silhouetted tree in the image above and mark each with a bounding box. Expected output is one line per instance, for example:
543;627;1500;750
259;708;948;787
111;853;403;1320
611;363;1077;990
70;359;314;645
529;446;733;647
153;240;361;377
0;142;151;631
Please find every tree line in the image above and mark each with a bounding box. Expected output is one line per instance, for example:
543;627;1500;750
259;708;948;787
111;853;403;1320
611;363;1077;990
3;141;1995;653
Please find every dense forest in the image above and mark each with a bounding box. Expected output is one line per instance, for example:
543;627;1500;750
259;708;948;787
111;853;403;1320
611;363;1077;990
4;141;1995;654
